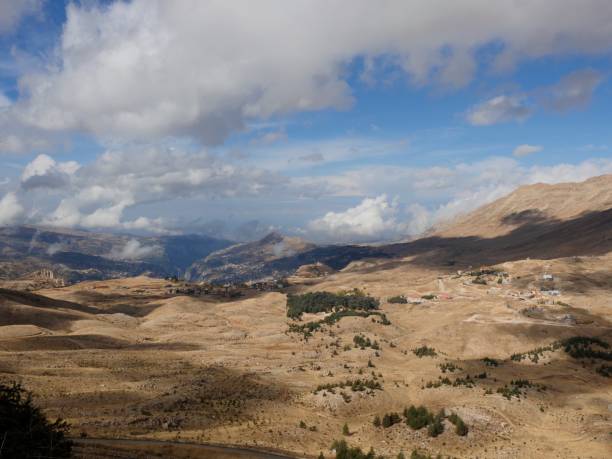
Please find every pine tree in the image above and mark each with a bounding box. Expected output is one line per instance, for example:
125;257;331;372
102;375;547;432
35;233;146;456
342;422;350;436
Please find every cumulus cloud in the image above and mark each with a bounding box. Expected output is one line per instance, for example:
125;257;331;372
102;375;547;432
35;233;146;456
108;239;162;260
301;156;612;241
21;154;80;190
513;144;543;157
0;0;41;34
308;195;408;242
0;192;24;226
540;69;604;112
4;1;612;145
467;95;532;126
21;147;286;231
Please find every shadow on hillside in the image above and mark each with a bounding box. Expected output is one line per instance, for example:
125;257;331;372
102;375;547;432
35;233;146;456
70;290;166;317
0;288;100;314
380;208;612;270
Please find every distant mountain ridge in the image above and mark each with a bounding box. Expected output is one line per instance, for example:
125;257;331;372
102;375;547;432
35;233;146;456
188;174;612;282
433;174;612;238
0;225;233;282
2;175;610;284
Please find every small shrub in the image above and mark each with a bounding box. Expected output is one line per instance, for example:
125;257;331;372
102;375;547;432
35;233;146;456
388;295;408;304
404;405;433;430
382;412;402;428
413;346;437;358
410;451;434;459
482;357;499;367
447;412;468;436
439;362;461;373
427;415;444;437
331;440;380;459
596;364;611;377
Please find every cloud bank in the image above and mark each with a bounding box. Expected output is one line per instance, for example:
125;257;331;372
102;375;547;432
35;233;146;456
4;0;612;145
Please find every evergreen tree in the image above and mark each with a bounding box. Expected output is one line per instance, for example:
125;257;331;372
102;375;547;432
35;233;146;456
0;382;72;458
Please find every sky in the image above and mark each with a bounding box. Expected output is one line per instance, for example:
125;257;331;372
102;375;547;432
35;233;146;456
1;0;612;243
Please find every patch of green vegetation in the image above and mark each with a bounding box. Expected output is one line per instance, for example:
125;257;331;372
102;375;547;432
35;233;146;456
425;374;480;389
596;364;611;377
287;291;380;319
314;378;382;395
413;346;437;358
381;412;402;428
388;295;408;304
427;410;445;438
509;336;611;366
468;268;500;276
330;440;384;459
447;412;468;436
421;294;437;300
496;379;547;400
404;405;434;430
482;357;499;367
353;334;380;350
562;336;611;361
409;451;437;459
511;342;562;363
288;309;390;338
439;362;461;373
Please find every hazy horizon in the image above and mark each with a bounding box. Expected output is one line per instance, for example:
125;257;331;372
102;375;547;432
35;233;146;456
1;1;612;244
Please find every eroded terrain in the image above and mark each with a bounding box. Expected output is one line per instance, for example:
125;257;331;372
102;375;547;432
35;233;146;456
1;253;611;458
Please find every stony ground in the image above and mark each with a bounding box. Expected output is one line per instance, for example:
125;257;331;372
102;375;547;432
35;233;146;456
1;253;611;458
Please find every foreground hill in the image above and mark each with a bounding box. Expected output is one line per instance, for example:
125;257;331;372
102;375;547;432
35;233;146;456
0;226;232;283
1;256;610;458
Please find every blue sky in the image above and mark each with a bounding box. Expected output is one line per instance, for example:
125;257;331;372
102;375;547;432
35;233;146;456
1;0;611;243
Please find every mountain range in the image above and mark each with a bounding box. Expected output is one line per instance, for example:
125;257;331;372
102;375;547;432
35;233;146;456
1;174;611;284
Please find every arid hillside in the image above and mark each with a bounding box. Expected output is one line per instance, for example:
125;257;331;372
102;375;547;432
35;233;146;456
0;175;611;458
434;174;612;238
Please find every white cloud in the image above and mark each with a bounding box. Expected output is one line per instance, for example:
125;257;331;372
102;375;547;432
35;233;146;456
4;1;612;144
0;192;24;226
24;147;285;231
108;239;162;260
0;0;41;34
308;194;408;242
21;154;80;190
301;156;612;241
467;95;532;126
513;144;543;157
